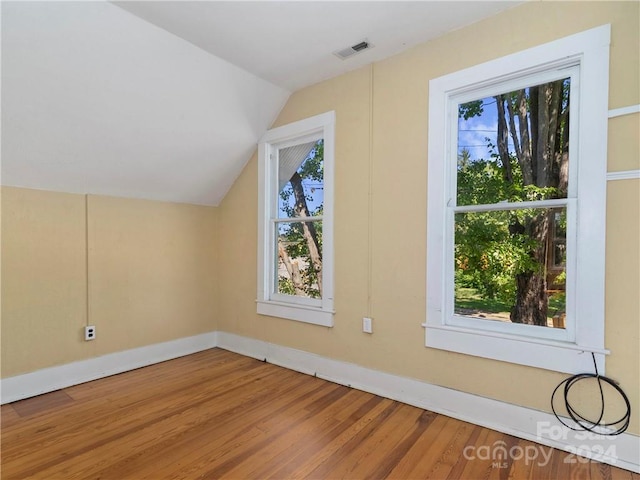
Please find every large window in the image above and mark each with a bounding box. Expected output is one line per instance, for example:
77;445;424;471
426;26;610;373
257;112;335;326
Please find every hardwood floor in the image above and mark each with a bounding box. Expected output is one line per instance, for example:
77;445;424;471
1;348;637;479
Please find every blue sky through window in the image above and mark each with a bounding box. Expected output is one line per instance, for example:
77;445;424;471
457;97;518;163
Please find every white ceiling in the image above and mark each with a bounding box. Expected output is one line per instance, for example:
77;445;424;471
113;1;521;92
1;1;521;206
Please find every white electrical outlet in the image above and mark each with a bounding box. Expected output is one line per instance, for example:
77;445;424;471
85;325;96;341
362;317;373;334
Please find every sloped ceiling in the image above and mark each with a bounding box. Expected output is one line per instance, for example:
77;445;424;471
1;1;521;206
1;1;289;206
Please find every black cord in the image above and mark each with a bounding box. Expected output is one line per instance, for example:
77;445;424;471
551;352;631;435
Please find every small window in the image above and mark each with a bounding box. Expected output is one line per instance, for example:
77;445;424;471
426;26;610;374
257;112;335;326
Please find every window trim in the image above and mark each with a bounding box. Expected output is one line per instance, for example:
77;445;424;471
257;111;335;327
425;25;611;374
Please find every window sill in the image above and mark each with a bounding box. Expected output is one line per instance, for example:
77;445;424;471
422;323;608;374
257;300;334;327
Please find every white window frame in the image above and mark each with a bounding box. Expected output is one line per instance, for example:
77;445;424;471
257;111;335;327
425;25;610;374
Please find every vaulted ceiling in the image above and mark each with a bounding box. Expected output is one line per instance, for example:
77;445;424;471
1;1;521;206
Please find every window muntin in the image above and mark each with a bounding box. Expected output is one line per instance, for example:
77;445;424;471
257;111;335;327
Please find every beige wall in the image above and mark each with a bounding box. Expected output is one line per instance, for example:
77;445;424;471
1;187;218;377
1;188;88;375
218;1;640;434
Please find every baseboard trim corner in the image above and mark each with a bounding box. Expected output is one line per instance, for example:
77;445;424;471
1;331;218;404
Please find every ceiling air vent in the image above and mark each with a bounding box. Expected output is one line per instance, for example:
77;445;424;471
333;40;373;60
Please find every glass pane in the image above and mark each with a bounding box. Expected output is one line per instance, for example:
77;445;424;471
553;242;566;267
551;208;567;268
457;77;571;206
454;207;566;328
278;140;324;219
276;221;322;299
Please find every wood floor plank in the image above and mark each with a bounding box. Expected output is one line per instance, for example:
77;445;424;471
1;348;637;480
272;395;394;480
0;401;22;429
220;389;378;479
321;404;433;479
2;359;275;476
392;415;477;479
32;365;309;479
449;424;502;479
10;390;74;418
386;413;453;479
105;368;329;480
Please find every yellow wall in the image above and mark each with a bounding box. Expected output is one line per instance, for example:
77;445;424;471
218;1;640;433
1;187;218;377
1;188;88;375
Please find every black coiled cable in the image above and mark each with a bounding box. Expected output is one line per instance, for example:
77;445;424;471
551;352;631;435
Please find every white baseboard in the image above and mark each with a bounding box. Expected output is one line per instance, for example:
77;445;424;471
217;331;639;473
0;331;218;404
2;330;637;473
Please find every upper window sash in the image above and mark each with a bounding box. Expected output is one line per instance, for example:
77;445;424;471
448;65;581;206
